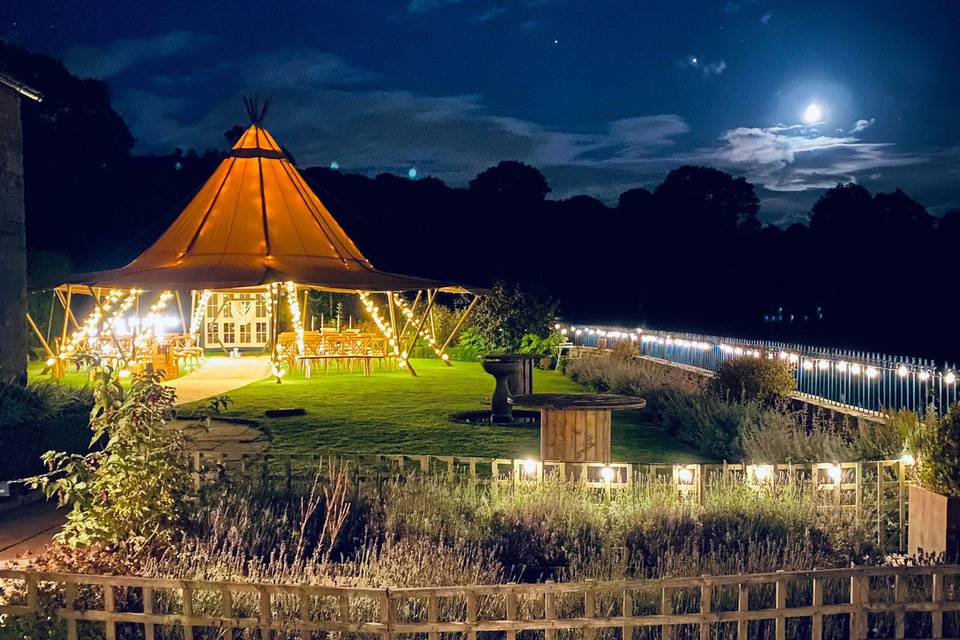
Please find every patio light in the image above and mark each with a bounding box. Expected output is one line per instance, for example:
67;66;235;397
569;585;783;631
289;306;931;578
828;464;842;483
753;465;773;482
901;452;915;466
523;459;538;476
600;466;615;482
677;466;694;485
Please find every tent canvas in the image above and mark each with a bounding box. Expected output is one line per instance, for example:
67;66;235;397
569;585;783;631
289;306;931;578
68;123;461;293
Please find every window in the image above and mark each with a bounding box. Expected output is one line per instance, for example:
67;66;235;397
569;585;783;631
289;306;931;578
256;294;267;318
256;322;268;343
206;293;218;319
206;322;218;344
239;323;251;344
223;322;235;343
223;294;233;318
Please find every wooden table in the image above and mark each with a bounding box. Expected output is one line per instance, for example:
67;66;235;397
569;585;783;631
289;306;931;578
509;394;646;464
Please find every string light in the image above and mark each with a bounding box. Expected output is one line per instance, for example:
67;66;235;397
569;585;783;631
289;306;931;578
358;291;402;365
190;290;212;337
393;293;446;361
284;282;305;356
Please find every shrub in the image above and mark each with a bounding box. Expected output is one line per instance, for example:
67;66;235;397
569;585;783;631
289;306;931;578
657;390;758;460
468;282;559;353
741;408;911;464
34;367;193;550
912;405;960;496
711;355;796;402
0;382;93;481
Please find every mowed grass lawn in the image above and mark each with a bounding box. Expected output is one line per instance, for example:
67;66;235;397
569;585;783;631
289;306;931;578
181;358;705;462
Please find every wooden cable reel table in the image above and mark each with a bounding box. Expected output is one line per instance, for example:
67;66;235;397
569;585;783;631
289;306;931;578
509;394;647;464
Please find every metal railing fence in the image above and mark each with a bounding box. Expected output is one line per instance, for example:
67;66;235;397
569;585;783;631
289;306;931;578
561;324;958;416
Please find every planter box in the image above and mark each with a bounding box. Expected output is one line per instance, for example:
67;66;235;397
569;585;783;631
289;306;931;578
909;484;960;560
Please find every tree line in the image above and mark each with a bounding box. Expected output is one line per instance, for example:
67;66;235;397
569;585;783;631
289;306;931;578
3;41;958;361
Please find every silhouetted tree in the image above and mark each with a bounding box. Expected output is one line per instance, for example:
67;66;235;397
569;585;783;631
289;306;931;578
469;160;550;202
653;165;760;233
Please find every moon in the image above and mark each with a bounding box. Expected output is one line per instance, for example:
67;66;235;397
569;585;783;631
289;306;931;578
802;102;824;124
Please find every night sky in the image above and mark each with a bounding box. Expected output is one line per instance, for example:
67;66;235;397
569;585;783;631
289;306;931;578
3;0;959;224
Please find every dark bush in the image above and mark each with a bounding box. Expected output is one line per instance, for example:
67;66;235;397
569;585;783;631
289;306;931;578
711;356;796;403
0;382;93;481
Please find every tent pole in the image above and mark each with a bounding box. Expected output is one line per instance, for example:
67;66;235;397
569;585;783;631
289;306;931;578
301;288;309;329
402;294;436;364
45;290;55;343
387;291;416;377
398;290;422;338
86;286;128;366
26;312;55;360
54;289;73;379
270;284;281;382
55;289;81;332
174;292;187;336
437;294;480;361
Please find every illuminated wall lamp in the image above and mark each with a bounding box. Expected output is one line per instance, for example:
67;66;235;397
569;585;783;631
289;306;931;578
676;466;695;485
522;458;538;477
600;466;616;482
828;464;842;483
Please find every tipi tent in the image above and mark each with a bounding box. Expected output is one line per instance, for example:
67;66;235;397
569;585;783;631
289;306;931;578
71;116;455;293
33;103;479;379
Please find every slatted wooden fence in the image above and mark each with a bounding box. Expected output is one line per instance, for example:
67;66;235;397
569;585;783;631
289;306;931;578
3;565;959;639
193;452;911;552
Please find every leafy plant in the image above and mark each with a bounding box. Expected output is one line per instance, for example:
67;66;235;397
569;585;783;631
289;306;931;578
33;367;193;550
711;355;796;403
518;331;565;365
911;406;960;496
468;282;559;353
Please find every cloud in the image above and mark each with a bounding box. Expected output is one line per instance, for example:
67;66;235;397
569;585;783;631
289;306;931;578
760;11;773;24
65;31;213;79
683;55;726;77
849;117;875;134
712;122;925;192
724;0;759;13
474;6;509;21
407;0;462;12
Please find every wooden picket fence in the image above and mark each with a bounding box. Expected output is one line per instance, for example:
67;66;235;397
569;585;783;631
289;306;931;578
192;452;912;552
3;565;960;639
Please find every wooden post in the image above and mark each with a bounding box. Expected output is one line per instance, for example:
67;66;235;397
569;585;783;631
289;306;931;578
544;583;557;640
622;588;634;640
466;590;478;640
849;573;867;640
427;595;439;640
774;577;786;640
894;573;906;639
506;583;518;640
25;312;55;359
181;585;194;640
737;582;749;639
174;291;187;335
811;576;823;640
436;294;480;362
104;583;116;640
584;582;596;640
931;570;944;639
398;289;422;337
65;581;79;640
402;292;436;364
661;587;673;640
700;582;711;640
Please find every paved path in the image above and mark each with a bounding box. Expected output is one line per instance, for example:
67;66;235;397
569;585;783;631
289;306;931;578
167;355;271;405
0;501;65;568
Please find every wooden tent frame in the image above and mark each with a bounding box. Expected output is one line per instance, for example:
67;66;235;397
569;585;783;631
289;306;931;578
28;282;481;380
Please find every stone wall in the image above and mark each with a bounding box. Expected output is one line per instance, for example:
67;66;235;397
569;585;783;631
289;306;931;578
0;87;27;383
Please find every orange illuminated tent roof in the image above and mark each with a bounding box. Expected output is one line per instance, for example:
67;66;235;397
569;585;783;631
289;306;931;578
71;120;457;293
